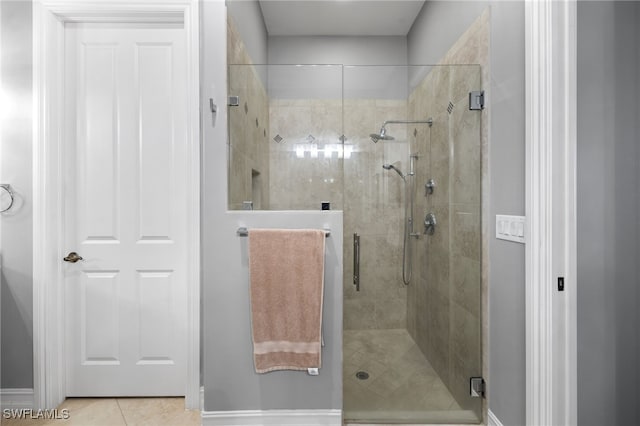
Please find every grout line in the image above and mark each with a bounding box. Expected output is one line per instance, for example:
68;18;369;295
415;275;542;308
115;398;129;426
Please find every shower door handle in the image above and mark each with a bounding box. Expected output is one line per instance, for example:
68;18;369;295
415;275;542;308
353;233;360;292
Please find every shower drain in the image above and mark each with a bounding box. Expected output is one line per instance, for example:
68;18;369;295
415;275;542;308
355;371;369;380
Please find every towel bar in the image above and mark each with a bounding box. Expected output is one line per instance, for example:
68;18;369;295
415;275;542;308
236;227;330;237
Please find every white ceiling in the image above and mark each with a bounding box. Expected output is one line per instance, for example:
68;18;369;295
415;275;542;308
258;1;426;36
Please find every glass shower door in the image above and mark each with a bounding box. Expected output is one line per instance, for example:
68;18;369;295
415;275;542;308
342;65;483;424
227;64;344;211
411;64;483;423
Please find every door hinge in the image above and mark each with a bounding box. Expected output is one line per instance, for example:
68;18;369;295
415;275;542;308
469;90;485;110
470;376;485;398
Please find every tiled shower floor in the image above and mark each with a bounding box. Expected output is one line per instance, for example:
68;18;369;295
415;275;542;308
343;329;479;424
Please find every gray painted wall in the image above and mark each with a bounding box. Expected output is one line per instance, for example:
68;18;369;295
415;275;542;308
226;0;268;88
202;2;343;412
0;0;34;390
268;36;408;99
227;0;268;65
226;2;410;99
268;35;407;66
577;2;640;425
484;5;526;425
409;3;527;425
408;1;488;65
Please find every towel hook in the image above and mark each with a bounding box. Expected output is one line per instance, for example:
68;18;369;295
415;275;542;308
0;184;14;213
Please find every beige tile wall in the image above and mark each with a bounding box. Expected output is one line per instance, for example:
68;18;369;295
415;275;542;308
406;9;488;420
227;18;270;210
268;97;409;329
342;99;409;330
229;82;411;326
268;99;344;211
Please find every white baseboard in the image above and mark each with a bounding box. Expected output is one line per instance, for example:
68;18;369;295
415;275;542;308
201;409;342;426
487;409;504;426
0;388;34;410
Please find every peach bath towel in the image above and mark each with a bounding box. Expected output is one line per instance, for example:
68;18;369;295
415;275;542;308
248;228;326;373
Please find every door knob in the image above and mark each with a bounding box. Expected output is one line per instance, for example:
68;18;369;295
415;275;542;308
63;252;83;263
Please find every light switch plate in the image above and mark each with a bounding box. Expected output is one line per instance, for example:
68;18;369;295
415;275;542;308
496;214;526;244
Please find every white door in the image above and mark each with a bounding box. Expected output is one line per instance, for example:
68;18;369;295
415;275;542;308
63;24;188;396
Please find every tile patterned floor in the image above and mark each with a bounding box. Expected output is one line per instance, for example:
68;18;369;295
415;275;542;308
1;397;200;426
343;329;478;424
3;332;479;426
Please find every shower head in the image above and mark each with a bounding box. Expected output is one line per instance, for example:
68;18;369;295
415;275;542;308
371;119;434;143
370;126;395;143
383;163;405;180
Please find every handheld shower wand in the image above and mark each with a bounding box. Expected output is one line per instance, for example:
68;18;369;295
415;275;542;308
382;163;405;180
382;155;420;285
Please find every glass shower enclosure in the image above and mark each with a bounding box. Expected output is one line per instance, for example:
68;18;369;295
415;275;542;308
228;63;483;424
342;65;482;424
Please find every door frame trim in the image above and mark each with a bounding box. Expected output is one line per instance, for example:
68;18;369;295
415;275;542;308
524;0;577;425
32;0;200;410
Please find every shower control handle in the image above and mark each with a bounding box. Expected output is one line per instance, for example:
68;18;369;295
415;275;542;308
424;213;436;235
425;179;436;195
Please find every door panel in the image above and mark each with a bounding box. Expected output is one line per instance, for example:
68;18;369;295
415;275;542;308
64;25;187;396
81;270;120;364
136;269;174;364
80;44;120;242
136;43;176;241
